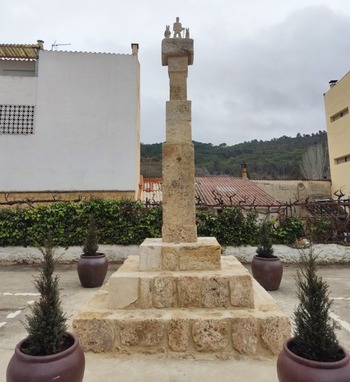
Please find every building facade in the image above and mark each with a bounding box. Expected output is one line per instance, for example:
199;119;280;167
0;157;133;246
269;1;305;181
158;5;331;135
0;41;140;202
324;73;350;198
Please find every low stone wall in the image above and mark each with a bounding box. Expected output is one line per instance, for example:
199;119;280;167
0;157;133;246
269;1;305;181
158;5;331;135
0;245;139;265
224;244;350;264
0;243;349;265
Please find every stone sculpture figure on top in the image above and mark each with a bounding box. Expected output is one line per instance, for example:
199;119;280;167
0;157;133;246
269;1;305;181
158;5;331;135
164;25;171;38
173;17;185;38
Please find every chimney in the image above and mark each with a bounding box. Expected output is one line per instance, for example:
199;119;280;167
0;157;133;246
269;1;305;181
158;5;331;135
241;163;248;179
131;43;139;55
329;80;338;88
37;40;44;50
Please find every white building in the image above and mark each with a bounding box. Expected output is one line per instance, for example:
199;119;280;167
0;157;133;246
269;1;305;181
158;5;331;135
0;41;140;201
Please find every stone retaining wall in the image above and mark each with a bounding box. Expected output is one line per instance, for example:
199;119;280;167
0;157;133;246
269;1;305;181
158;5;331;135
0;244;349;265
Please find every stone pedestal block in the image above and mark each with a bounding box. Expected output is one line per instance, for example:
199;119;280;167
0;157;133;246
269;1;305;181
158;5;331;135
161;38;194;66
139;238;221;271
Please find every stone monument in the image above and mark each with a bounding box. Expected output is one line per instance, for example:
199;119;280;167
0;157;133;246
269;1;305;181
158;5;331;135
138;17;221;274
73;19;290;358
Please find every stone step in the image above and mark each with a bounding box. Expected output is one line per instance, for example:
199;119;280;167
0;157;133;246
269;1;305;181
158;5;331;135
107;255;254;310
139;237;221;271
73;279;290;358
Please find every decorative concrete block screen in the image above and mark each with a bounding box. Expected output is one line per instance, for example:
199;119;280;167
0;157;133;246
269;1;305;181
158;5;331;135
0;105;35;135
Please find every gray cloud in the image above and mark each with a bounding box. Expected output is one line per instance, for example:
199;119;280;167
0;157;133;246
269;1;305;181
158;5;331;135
2;1;350;145
183;5;350;144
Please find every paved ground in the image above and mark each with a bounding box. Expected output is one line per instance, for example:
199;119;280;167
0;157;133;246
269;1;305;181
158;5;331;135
0;262;350;382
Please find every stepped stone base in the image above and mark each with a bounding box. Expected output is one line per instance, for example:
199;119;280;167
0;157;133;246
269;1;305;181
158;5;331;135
73;256;291;359
107;255;253;310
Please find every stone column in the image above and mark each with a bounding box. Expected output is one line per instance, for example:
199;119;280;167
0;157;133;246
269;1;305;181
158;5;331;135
161;36;197;243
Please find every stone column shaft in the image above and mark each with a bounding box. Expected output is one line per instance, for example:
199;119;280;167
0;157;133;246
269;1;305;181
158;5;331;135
161;38;197;243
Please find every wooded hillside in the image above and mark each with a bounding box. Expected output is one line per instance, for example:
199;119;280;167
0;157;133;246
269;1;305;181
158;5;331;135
141;131;329;180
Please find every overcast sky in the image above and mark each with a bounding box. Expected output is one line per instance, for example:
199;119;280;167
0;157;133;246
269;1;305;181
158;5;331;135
3;0;350;145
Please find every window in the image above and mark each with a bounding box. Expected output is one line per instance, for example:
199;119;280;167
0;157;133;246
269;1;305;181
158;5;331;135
330;107;348;122
0;105;35;135
335;154;350;164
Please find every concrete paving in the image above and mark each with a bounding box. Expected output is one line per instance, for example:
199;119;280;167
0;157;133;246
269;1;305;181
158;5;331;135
0;262;350;382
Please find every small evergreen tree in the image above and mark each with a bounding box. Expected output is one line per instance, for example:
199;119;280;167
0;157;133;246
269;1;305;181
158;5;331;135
23;237;68;356
292;250;343;362
83;214;99;256
256;221;275;258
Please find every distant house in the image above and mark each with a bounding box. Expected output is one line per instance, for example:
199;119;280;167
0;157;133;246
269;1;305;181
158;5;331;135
140;176;283;217
0;41;140;203
252;179;331;204
324;75;350;198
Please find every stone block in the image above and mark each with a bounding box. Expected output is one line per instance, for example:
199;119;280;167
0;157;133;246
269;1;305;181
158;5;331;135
120;319;165;347
162;142;196;243
166;101;191;121
73;317;115;352
162;224;197;244
202;276;230;308
166;120;192;143
168;56;189;72
170;85;187;101
107;275;139;309
178;240;221;270
169;72;188;100
161;38;194;66
232;317;258;355
162;248;178;271
259;316;291;355
139;239;162;271
168;318;191;351
192;319;228;352
177;276;201;307
229;275;255;308
160;238;221;271
139;277;153;309
139;238;221;271
153;276;177;308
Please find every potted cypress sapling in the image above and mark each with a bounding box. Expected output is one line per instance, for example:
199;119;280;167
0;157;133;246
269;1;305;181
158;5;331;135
6;237;85;382
251;220;283;291
77;214;108;288
277;250;350;382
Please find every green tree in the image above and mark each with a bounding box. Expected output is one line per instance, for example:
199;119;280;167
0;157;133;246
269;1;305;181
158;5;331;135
292;251;342;362
24;237;68;355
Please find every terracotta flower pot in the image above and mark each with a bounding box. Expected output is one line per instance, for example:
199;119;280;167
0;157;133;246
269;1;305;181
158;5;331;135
6;332;85;382
77;253;108;288
251;255;283;291
277;338;350;382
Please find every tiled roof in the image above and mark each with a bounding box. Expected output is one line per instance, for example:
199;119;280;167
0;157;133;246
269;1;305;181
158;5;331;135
140;176;280;207
142;178;163;205
0;41;44;61
195;177;280;206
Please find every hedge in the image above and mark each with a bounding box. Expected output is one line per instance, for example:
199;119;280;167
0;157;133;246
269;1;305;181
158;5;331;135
0;199;303;247
0;199;162;247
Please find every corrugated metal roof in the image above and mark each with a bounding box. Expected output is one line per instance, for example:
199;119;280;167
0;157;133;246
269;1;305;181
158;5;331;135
0;41;44;61
140;176;280;207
